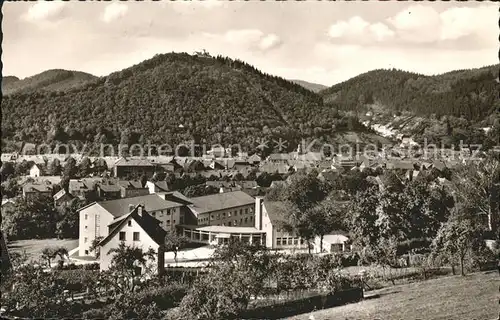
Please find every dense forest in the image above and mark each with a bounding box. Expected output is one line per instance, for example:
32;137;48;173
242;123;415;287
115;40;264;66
2;69;97;95
1;53;366;154
290;79;327;93
320;65;500;122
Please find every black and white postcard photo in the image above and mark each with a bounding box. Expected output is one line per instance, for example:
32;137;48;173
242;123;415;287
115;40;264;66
0;1;499;319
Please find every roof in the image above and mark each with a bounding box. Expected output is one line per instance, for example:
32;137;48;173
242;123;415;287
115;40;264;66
151;180;171;192
114;158;153;167
157;191;193;205
18;175;62;186
98;183;121;192
98;194;182;217
99;205;167;247
263;201;289;225
53;189;72;201
23;183;53;193
268;153;291;161
188;191;254;215
322;232;349;244
118;180;144;189
181;225;264;234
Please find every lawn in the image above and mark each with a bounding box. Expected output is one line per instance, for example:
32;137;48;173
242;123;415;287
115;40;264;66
289;271;500;320
7;238;79;263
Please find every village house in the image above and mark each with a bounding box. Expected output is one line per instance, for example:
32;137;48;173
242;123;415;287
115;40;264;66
98;205;166;275
313;233;351;254
22;182;53;201
78;194;187;257
186;191;256;227
113;158;154;178
118;180;149;198
146;180;172;194
266;153;291;164
53;189;74;206
29;164;45;177
69;178;102;200
247;154;262;165
97;182;121;200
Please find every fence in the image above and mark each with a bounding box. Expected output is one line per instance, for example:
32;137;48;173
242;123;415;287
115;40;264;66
239;287;364;319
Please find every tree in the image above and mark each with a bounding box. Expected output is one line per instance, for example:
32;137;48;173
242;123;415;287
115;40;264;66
178;240;272;319
279;173;329;254
1;177;20;198
94;158;108;174
101;242;157;294
89;236;104;258
431;215;484;276
47;159;62;176
78;157;92;177
451;156;500;232
40;247;67;268
1;265;73;318
183;184;219;198
63;157;78;178
0;161;15;180
164;232;189;264
256;172;273;187
55;198;83;239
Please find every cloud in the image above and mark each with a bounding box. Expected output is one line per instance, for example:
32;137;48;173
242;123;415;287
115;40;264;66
102;3;128;23
167;0;224;14
387;4;497;45
259;34;281;51
328;16;394;42
204;29;282;51
22;1;66;22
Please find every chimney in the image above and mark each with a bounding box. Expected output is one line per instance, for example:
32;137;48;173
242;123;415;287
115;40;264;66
255;197;263;230
128;204;135;212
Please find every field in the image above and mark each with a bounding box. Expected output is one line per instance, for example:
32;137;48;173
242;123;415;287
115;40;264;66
289;271;500;320
7;238;79;263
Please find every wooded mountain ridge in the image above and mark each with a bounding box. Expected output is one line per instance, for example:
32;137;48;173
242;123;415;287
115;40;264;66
1;53;369;154
2;53;498;153
320;65;499;122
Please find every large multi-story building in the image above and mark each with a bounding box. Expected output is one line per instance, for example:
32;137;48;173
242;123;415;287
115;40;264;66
186;191;255;227
78;194;185;257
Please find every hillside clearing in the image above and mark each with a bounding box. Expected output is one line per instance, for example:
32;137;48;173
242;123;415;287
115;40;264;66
289;271;499;320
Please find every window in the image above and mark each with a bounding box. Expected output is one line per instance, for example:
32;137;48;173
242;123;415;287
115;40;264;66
133;232;140;241
85;250;89;255
234;220;237;226
167;209;171;215
84;214;88;220
300;238;305;245
173;220;176;224
84;237;88;243
228;212;231;217
167;220;170;225
276;238;282;246
250;216;253;221
244;217;248;223
128;220;132;227
293;238;299;245
245;208;248;214
222;212;226;217
239;209;243;215
119;232;126;241
84;225;88;230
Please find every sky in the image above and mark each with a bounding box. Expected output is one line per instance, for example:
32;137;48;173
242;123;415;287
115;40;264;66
2;1;498;86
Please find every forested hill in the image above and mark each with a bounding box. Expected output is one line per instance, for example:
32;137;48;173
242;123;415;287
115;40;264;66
320;65;500;121
2;53;369;153
290;79;328;93
2;69;97;95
